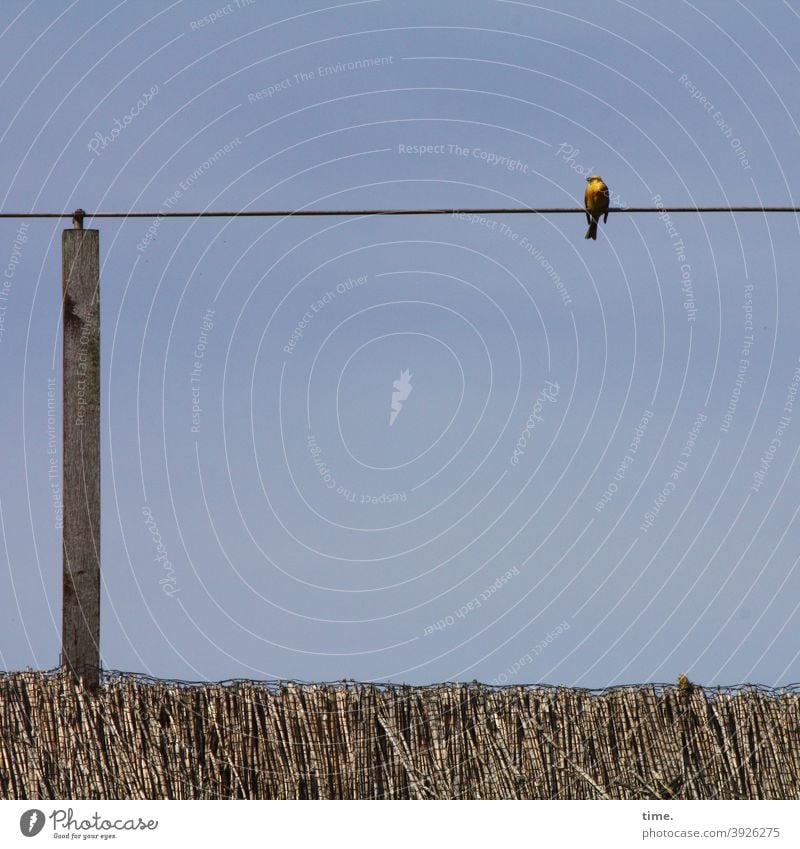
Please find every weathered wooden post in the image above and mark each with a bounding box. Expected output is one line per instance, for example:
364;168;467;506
61;209;100;689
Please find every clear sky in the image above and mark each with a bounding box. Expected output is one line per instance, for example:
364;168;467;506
1;0;799;686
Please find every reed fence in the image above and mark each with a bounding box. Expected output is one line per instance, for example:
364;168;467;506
1;671;798;799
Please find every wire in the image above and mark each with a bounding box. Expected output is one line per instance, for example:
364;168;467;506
0;206;799;220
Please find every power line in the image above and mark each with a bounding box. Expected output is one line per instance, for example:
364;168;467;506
0;206;799;221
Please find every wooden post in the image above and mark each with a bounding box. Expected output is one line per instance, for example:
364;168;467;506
61;210;101;689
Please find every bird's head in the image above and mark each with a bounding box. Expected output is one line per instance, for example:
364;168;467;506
587;175;603;183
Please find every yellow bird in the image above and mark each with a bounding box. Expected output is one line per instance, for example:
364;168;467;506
584;175;610;240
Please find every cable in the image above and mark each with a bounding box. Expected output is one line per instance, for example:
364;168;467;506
1;206;799;220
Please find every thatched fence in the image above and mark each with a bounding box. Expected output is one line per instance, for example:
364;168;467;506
1;671;798;799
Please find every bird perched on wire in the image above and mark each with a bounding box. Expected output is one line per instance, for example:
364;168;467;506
584;175;610;240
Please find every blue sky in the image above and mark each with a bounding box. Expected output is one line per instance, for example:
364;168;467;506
1;0;800;685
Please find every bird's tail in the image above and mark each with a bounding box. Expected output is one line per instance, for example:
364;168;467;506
585;220;598;240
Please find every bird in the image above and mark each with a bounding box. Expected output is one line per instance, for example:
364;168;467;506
676;673;693;693
584;175;610;240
